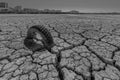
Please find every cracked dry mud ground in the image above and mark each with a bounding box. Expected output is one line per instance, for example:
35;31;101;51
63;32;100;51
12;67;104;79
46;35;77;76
1;14;120;80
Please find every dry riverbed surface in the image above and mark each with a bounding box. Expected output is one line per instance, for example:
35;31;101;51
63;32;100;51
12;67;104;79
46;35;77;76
0;14;120;80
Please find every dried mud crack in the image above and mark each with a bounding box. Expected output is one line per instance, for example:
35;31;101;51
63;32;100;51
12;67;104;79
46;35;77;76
1;14;120;80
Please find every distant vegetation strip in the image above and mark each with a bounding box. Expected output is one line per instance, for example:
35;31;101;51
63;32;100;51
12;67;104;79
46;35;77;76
0;7;120;14
0;2;120;14
0;11;120;15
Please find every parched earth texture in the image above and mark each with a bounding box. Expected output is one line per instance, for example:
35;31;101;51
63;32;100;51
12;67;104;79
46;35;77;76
0;14;120;80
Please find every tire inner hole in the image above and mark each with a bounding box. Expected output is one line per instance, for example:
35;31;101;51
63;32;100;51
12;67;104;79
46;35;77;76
33;32;44;46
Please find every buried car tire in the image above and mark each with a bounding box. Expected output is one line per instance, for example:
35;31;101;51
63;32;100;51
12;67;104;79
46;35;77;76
24;25;55;52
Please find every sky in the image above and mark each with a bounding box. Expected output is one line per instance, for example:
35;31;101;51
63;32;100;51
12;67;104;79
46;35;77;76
1;0;120;12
